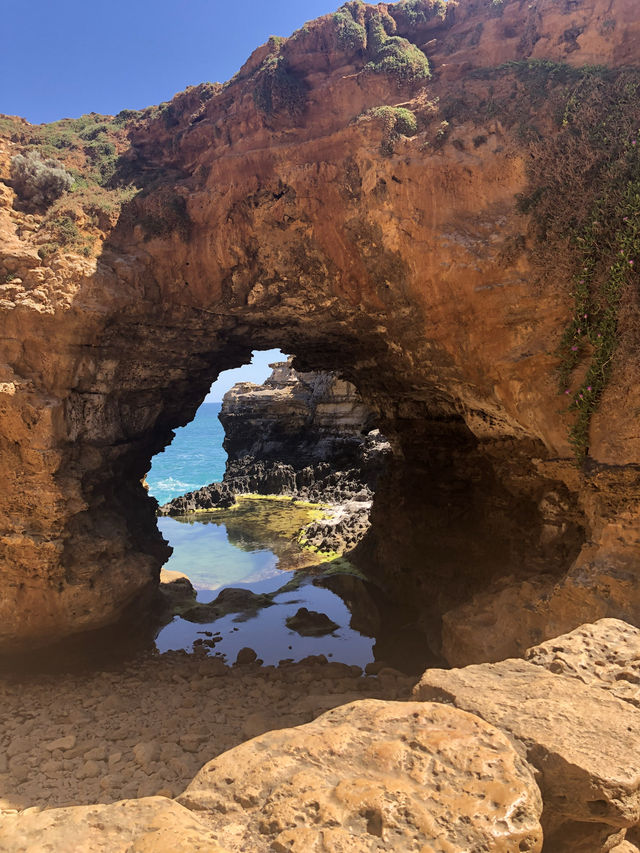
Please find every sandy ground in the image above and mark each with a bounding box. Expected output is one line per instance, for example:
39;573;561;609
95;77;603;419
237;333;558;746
0;651;416;814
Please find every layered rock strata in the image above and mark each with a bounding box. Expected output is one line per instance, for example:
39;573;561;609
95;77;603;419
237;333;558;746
159;358;390;555
0;0;638;652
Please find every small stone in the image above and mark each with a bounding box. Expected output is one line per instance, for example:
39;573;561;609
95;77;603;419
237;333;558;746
84;745;106;762
8;761;30;784
285;608;339;637
133;741;159;767
44;735;76;752
41;759;61;777
79;760;101;780
179;734;205;754
154;786;174;799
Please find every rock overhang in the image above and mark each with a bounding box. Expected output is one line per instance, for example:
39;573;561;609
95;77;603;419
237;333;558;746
0;0;638;653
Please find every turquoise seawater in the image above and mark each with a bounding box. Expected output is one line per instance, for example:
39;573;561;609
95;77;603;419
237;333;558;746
146;403;226;505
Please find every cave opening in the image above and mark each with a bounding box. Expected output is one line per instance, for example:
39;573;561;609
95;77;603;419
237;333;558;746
145;346;429;672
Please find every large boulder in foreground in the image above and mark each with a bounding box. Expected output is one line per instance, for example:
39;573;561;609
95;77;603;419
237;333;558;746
414;658;640;852
177;698;543;852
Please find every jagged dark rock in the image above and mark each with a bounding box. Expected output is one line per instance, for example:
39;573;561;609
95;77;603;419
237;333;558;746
159;482;235;516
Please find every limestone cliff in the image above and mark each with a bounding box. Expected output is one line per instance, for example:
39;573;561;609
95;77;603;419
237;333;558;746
221;357;376;469
0;0;639;654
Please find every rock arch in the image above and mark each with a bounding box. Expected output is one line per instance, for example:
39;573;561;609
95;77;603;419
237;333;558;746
1;0;639;656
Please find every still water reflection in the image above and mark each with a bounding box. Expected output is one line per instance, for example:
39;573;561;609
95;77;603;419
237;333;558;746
156;499;376;667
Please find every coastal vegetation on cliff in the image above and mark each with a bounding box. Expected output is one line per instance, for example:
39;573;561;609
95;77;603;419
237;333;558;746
512;62;640;460
450;59;640;459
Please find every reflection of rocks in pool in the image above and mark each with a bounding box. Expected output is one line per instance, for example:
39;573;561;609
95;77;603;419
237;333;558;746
286;607;339;636
313;573;381;638
170;498;327;570
182;587;275;624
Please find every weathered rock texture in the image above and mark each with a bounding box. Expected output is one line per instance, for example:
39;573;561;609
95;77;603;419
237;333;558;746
525;617;640;709
180;698;543;852
0;797;227;853
415;658;640;851
0;0;639;652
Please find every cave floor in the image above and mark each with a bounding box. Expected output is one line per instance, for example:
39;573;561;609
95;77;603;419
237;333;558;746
0;653;416;813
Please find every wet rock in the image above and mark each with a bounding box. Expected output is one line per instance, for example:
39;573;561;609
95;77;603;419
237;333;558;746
414;658;640;851
178;699;543;852
285;607;339;636
234;647;258;665
157;571;197;616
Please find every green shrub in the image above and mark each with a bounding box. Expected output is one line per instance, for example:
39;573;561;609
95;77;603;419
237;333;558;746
364;14;430;83
332;8;366;52
47;214;80;246
37;242;60;259
394;0;447;26
114;109;143;125
361;106;418;154
10;151;74;208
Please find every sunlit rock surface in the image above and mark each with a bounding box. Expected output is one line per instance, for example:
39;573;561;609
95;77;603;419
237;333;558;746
0;699;543;852
415;654;640;851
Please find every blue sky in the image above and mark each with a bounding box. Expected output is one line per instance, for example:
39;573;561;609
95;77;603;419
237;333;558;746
1;0;362;124
206;349;285;401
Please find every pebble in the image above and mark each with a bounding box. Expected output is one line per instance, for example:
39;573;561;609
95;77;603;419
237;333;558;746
235;647;258;665
44;735;76;752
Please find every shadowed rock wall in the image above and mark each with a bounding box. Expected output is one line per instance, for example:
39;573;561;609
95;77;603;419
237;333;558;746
0;0;638;655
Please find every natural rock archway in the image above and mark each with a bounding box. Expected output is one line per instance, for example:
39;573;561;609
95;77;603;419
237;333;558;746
0;0;639;656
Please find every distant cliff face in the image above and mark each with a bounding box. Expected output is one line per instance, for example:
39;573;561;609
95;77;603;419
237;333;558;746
0;0;638;654
220;357;377;468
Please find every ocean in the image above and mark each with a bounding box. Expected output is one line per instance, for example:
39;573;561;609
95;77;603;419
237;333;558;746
146;402;226;505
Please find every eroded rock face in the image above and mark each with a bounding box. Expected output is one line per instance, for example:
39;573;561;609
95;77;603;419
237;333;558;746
525;617;640;708
158;358;389;553
0;0;638;650
0;797;228;853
